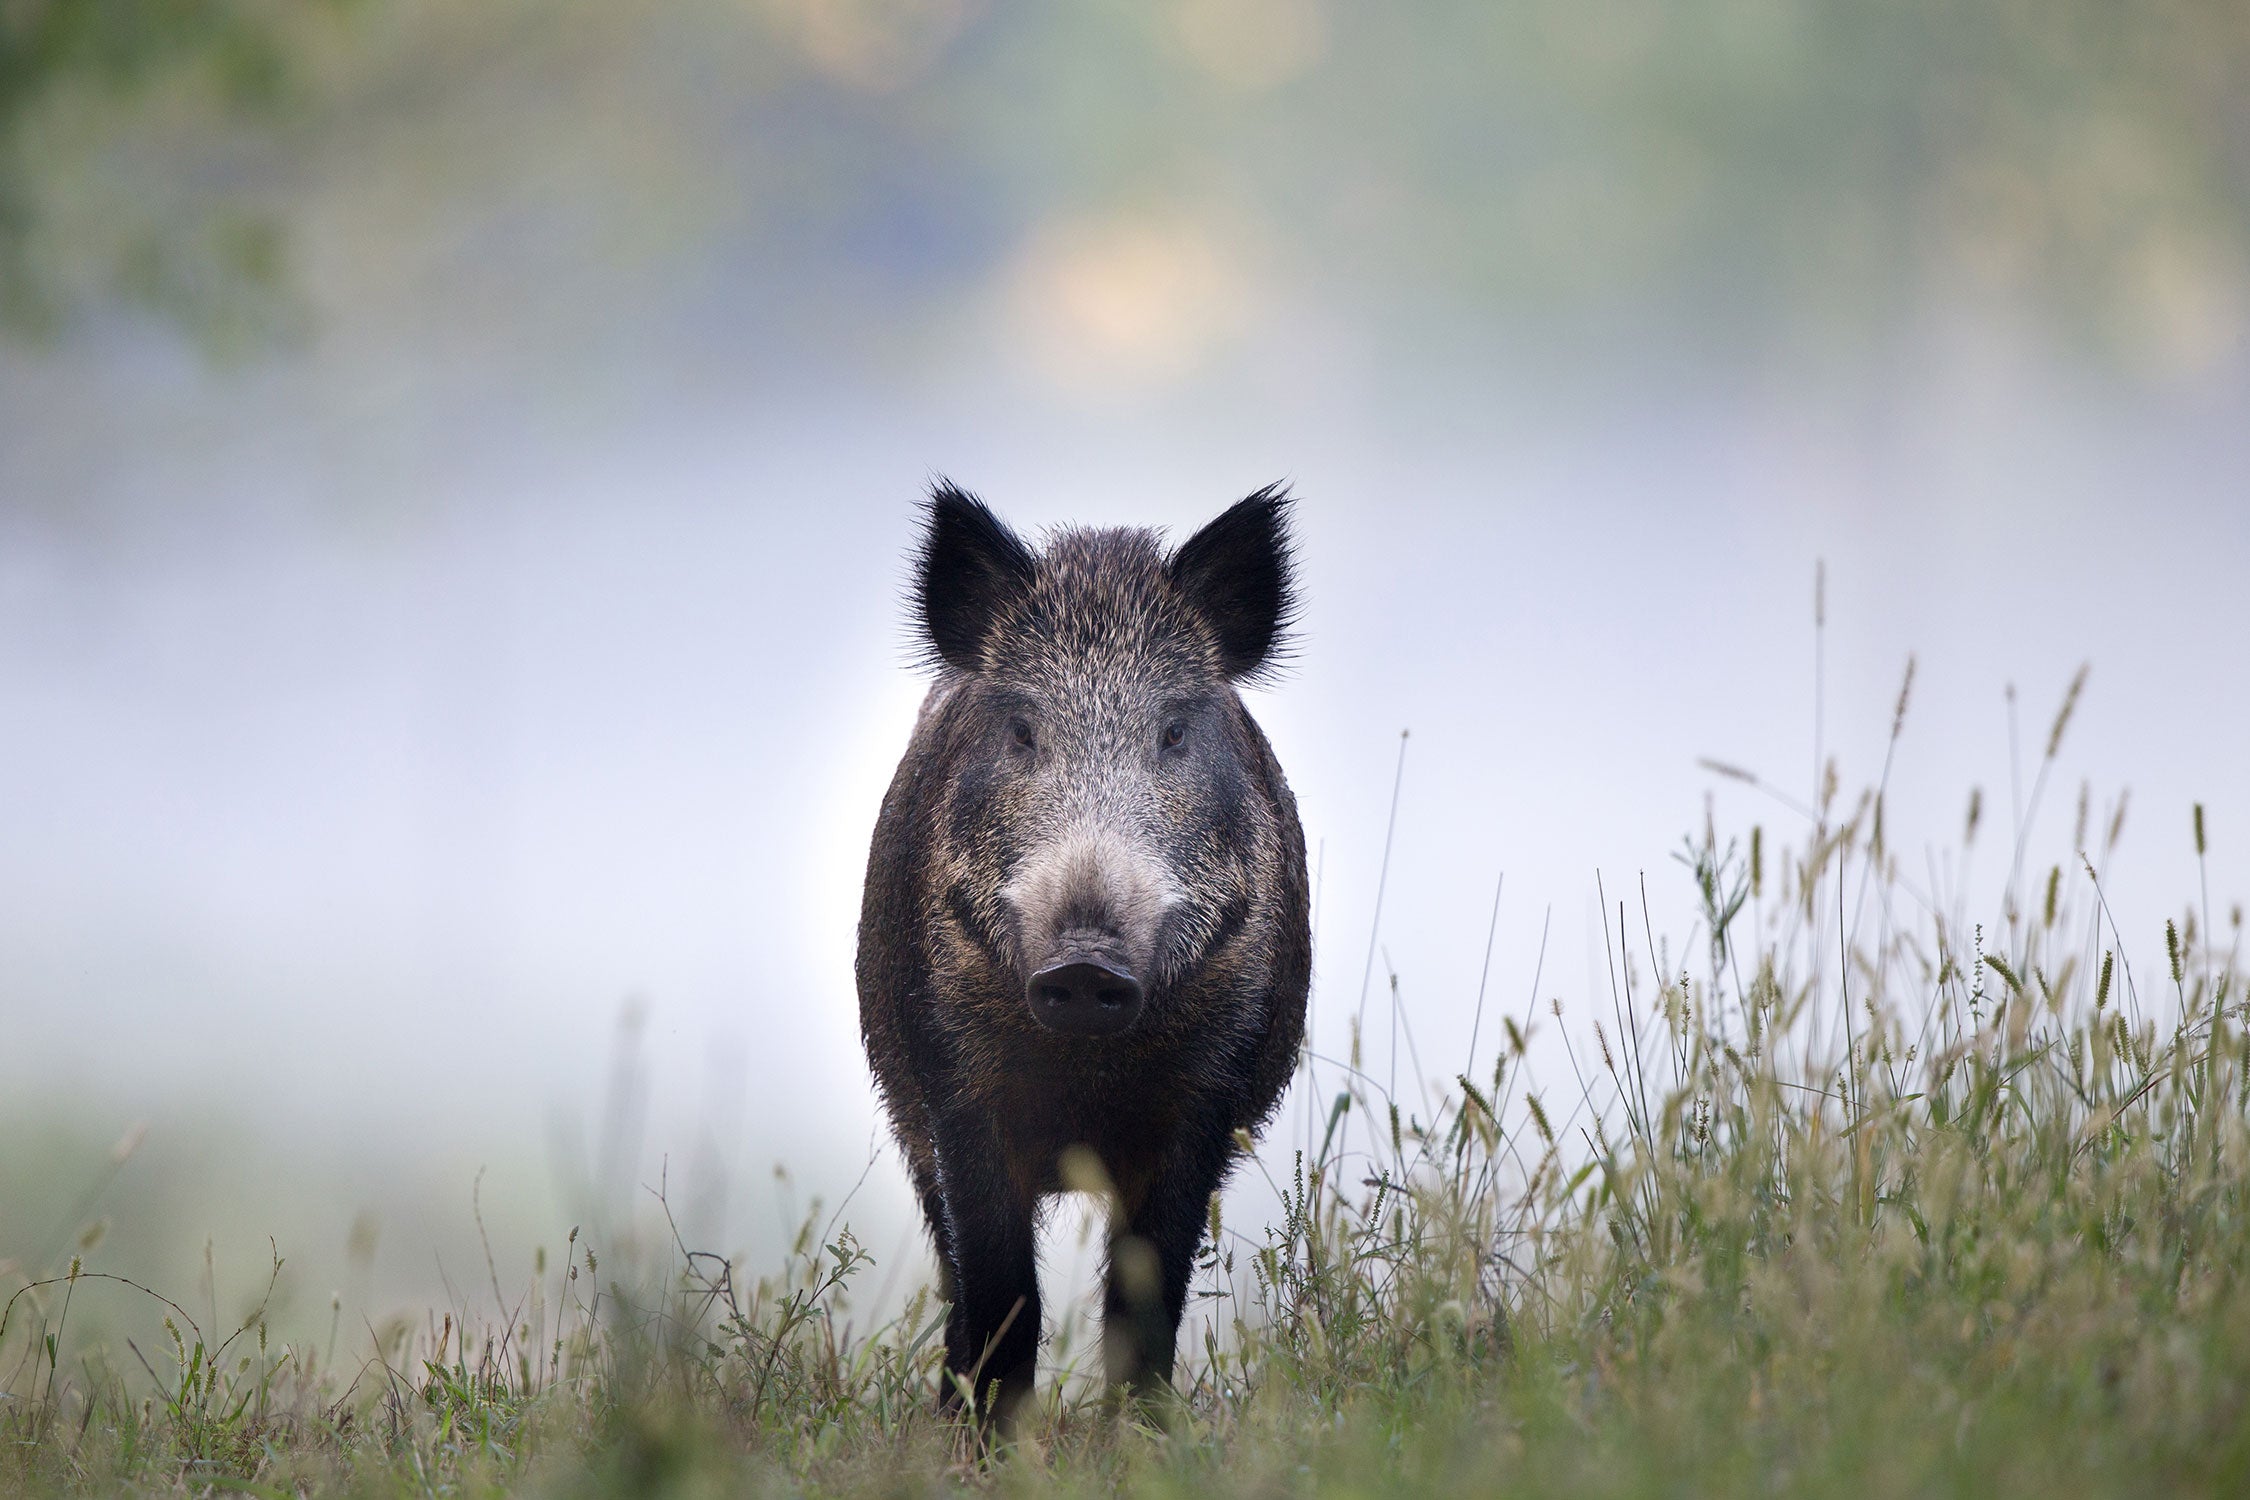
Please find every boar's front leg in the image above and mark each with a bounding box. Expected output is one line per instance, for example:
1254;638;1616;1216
930;1109;1040;1429
1102;1117;1234;1393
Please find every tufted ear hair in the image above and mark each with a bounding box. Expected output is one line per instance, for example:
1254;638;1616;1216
1168;484;1298;682
915;480;1037;674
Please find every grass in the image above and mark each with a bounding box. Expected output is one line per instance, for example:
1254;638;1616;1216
5;672;2247;1497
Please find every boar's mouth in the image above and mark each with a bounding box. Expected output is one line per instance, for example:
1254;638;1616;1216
1026;931;1145;1037
1149;890;1250;989
946;885;1017;970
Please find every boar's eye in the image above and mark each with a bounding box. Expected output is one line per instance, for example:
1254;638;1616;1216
1161;720;1189;752
1009;718;1037;753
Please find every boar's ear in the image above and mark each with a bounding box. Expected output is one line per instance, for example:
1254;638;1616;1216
915;480;1037;673
1169;484;1298;681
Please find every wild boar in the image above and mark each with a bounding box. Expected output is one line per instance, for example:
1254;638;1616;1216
855;483;1312;1427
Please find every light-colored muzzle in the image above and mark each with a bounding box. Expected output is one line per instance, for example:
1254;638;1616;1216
1003;825;1180;1036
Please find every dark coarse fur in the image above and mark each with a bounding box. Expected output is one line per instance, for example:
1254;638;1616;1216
856;482;1311;1428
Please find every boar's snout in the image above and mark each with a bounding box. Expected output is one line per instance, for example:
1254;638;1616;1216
1006;829;1171;1036
1027;935;1145;1036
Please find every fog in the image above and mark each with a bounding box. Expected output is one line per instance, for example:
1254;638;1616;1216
2;0;2244;1332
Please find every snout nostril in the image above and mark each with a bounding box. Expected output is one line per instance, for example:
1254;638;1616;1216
1026;960;1144;1035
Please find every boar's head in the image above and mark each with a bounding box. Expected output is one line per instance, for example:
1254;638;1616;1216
914;483;1296;1039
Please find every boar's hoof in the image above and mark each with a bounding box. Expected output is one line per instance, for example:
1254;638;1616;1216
1027;961;1145;1035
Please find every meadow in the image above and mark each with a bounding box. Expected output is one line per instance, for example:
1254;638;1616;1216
5;671;2247;1498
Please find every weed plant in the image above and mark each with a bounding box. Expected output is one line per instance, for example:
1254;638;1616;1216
4;671;2246;1497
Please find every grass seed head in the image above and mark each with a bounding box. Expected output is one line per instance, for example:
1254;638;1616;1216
2046;664;2088;760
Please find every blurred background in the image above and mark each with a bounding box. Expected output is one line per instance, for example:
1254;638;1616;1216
3;0;2245;1351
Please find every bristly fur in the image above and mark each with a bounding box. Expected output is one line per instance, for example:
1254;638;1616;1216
914;479;1038;674
1167;482;1299;684
914;478;1298;683
860;483;1311;1432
